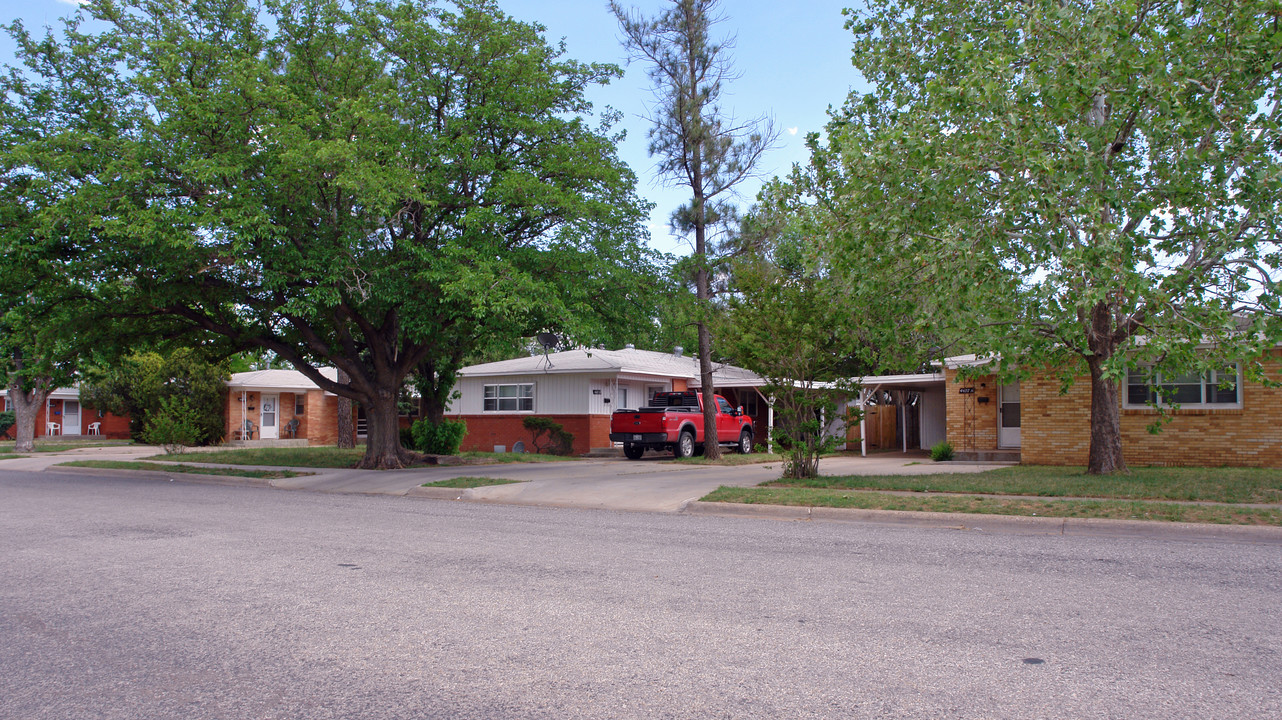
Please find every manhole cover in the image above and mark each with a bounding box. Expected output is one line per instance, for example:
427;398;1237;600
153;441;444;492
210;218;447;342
1022;658;1045;665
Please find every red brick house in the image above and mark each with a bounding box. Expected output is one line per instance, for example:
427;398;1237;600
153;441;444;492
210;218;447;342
1;386;131;440
224;368;351;446
448;346;768;455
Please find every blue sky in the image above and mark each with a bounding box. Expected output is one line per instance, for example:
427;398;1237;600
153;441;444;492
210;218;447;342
1;0;870;256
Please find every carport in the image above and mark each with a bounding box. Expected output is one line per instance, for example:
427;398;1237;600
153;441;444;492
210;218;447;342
849;373;947;456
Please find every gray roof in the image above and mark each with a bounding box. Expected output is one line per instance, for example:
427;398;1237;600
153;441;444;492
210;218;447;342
458;347;765;387
227;367;339;392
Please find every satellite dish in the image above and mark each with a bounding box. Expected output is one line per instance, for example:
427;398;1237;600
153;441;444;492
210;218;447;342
536;332;559;369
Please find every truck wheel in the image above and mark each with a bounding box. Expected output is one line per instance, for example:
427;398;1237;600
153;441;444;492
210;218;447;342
736;430;753;454
674;431;695;458
623;442;645;460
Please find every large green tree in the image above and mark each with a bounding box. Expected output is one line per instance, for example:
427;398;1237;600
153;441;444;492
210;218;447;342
815;0;1281;473
612;0;776;458
7;0;657;468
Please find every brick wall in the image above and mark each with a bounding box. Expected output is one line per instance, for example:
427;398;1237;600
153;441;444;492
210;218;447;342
1022;352;1282;467
305;390;346;446
947;352;1282;467
943;370;1001;453
3;398;130;440
452;413;612;456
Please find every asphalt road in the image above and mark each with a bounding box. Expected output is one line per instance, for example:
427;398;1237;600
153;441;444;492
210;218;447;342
2;470;1279;719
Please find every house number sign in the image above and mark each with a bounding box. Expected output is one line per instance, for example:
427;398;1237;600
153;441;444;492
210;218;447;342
958;388;976;394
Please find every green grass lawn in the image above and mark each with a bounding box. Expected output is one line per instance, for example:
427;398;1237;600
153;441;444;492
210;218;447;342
0;438;134;453
771;465;1282;504
0;453;26;461
57;460;304;479
700;465;1282;526
161;447;366;467
150;446;580;468
700;486;1282;525
421;477;525;489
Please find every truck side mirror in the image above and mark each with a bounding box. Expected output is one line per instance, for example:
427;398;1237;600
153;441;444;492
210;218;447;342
736;406;745;416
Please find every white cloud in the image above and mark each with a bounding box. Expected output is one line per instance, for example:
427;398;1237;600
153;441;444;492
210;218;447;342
787;127;798;136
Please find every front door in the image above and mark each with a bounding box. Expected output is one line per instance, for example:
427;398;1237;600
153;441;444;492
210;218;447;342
998;382;1021;448
260;394;279;440
62;400;81;436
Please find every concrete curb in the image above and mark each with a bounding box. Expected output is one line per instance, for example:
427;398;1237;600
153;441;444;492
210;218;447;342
683;501;1282;544
48;465;274;488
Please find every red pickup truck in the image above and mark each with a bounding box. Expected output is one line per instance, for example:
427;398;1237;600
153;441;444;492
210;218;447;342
609;390;754;459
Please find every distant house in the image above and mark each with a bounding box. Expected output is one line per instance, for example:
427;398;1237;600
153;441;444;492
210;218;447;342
448;346;769;455
223;368;350;445
844;350;1282;467
0;386;130;440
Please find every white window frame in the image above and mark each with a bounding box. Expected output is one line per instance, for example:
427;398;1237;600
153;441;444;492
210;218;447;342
295;396;305;416
1124;364;1243;409
645;385;666;406
483;383;534;412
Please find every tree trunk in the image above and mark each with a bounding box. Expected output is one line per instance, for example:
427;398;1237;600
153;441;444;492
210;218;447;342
1085;357;1127;475
8;376;53;453
418;395;445;425
356;389;413;470
335;369;354;449
697;318;721;459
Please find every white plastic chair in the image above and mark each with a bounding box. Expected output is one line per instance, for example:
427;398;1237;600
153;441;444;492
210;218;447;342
87;422;102;435
46;422;61;436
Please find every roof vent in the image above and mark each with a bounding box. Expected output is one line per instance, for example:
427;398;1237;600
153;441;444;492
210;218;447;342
625;343;635;350
673;346;684;357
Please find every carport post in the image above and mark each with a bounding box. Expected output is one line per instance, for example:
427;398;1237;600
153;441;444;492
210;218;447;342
859;388;868;457
897;390;908;454
766;401;773;448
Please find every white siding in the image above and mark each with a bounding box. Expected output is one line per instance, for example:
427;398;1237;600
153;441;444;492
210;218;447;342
449;374;594;415
589;378;612;415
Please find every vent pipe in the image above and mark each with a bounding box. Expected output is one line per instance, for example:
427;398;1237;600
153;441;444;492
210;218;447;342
673;346;684;357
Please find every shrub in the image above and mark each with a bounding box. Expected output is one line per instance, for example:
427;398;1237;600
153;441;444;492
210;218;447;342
522;416;574;455
142;397;203;454
399;426;415;449
0;410;15;438
410;417;467;455
930;440;955;462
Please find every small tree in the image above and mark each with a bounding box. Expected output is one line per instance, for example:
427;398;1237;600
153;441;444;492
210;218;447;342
612;0;777;460
142;397;202;454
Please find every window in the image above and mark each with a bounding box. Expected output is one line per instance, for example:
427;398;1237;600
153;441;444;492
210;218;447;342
295;396;305;416
484;383;534;412
3;396;11;412
646;385;666;405
619;387;629;409
716;397;734;414
1126;365;1241;407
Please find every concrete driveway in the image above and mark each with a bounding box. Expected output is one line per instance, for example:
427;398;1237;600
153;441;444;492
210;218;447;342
9;444;1010;513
